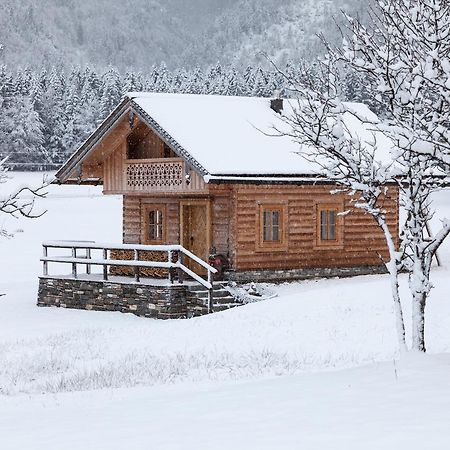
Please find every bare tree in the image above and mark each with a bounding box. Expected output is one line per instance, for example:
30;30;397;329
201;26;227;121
276;60;407;351
0;158;47;238
279;0;450;352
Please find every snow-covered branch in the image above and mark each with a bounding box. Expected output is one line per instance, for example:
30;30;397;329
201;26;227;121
0;160;48;238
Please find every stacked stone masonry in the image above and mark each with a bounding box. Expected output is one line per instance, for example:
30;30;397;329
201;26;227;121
37;277;205;319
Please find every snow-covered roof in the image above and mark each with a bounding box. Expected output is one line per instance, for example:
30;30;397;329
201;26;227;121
128;92;392;177
56;92;392;183
129;92;312;176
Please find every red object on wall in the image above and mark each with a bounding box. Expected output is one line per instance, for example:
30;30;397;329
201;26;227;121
208;251;229;280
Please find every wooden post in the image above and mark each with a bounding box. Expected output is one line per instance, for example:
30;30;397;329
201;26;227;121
134;249;140;282
168;250;173;284
86;248;91;275
43;245;48;276
103;248;108;281
72;247;77;279
178;251;184;284
207;270;213;314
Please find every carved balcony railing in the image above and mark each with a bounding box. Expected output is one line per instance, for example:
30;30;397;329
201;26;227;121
125;158;185;191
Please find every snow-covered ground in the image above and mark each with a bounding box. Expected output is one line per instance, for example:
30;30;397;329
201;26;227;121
0;173;449;449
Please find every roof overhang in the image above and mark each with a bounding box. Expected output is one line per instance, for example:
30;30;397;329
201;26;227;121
205;174;330;184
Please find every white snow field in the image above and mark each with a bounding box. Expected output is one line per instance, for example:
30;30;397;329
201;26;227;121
0;173;450;449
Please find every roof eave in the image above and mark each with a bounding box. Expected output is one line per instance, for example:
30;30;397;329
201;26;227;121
206;174;400;186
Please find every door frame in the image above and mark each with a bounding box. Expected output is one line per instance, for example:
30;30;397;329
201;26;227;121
179;199;212;260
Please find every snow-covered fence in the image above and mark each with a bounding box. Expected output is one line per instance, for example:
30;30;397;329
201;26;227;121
41;241;218;312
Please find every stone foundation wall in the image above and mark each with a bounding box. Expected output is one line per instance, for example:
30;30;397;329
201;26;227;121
37;277;190;319
224;265;388;283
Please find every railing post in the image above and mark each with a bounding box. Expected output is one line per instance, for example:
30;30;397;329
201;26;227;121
178;250;184;284
86;248;91;275
103;248;108;281
72;247;77;279
43;245;48;276
134;249;140;282
207;269;214;314
168;250;173;284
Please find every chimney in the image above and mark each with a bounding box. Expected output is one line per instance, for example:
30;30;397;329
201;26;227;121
270;98;283;114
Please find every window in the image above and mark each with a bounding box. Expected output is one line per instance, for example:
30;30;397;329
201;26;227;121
316;203;343;248
142;205;166;243
148;209;164;241
258;204;287;250
320;209;336;241
263;209;281;242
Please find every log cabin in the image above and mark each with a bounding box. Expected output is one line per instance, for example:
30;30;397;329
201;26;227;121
38;93;398;318
54;92;398;281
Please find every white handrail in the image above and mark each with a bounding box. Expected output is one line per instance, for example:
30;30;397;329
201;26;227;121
41;241;217;298
41;241;217;274
42;240;184;252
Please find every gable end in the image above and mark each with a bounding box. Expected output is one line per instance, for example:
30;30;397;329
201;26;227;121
55;96;209;184
130;100;208;177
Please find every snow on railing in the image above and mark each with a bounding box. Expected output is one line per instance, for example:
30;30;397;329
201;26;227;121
41;240;218;312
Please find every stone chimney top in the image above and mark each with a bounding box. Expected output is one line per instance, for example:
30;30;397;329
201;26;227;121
270;98;283;114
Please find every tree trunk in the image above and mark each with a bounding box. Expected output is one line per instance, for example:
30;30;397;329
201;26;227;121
386;259;407;352
378;219;407;352
411;290;426;352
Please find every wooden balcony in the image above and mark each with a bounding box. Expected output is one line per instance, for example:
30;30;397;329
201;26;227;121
104;156;206;194
125;158;185;191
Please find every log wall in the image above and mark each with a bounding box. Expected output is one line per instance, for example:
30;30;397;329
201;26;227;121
123;196;180;244
122;187;233;262
121;184;398;274
232;184;398;271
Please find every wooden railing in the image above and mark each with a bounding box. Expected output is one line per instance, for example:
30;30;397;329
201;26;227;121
41;241;218;313
125;158;185;191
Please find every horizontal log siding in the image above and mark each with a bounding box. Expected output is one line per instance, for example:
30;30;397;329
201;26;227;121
123;197;181;245
233;184;398;271
211;191;232;261
123;192;231;258
123;196;141;244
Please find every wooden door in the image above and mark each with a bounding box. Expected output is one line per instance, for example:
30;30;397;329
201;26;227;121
181;201;211;276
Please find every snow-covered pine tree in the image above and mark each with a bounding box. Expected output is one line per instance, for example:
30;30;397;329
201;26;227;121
251;68;268;97
153;63;171;93
98;67;122;123
0;93;45;168
36;69;68;165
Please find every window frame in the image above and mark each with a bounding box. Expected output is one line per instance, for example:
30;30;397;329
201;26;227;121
142;204;167;244
315;202;344;249
256;203;288;252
